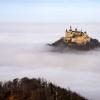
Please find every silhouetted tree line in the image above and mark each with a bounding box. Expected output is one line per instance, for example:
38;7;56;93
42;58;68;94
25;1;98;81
0;77;87;100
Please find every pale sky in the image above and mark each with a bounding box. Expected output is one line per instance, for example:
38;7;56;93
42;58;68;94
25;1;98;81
0;0;100;23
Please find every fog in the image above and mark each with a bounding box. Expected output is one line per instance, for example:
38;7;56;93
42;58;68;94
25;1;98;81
0;23;100;100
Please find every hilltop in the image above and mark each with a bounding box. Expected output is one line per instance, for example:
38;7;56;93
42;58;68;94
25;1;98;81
49;26;100;50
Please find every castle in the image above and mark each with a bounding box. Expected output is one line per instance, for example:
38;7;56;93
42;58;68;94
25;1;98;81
64;26;91;45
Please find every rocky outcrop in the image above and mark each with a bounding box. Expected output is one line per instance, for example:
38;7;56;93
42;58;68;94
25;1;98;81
49;37;100;50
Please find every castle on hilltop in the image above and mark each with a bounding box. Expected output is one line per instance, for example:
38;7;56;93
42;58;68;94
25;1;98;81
64;26;91;45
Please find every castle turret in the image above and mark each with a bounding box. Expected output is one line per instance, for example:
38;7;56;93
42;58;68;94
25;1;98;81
65;28;67;32
69;26;72;31
84;31;87;34
75;28;77;32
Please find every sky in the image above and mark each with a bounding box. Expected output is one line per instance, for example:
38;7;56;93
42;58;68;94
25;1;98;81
0;0;100;23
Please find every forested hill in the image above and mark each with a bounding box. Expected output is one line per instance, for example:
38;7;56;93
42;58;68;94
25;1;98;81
0;77;87;100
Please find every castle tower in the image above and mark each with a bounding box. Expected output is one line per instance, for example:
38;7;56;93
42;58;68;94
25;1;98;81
65;28;68;37
75;28;77;32
65;28;67;32
69;26;72;31
84;31;87;34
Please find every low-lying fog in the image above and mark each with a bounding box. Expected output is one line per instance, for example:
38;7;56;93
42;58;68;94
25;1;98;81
0;23;100;100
